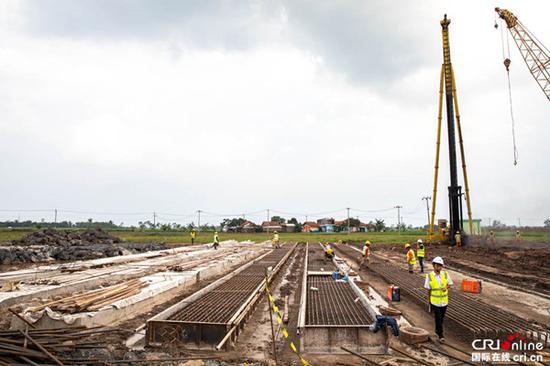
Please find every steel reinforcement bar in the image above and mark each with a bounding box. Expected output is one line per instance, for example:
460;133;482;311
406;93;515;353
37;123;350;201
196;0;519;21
306;275;373;326
298;243;384;354
146;244;296;349
367;259;549;344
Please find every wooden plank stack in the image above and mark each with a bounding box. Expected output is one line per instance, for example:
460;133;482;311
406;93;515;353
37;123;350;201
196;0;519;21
25;279;148;314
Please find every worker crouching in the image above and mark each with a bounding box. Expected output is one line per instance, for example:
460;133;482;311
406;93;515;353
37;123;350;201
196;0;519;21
424;256;454;342
324;244;334;260
405;243;416;273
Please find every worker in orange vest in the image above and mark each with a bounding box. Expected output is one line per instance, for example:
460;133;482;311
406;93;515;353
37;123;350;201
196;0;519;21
405;243;416;273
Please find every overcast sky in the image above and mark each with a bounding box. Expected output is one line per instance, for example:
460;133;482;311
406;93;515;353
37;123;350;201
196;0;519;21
0;0;548;227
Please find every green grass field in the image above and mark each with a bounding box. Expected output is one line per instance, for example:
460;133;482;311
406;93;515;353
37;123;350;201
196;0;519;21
1;228;549;245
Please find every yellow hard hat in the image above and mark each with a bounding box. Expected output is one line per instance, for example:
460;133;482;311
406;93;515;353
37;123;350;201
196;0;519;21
405;243;411;249
365;240;371;245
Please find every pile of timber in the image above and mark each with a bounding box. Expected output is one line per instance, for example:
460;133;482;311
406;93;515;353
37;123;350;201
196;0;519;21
24;279;148;314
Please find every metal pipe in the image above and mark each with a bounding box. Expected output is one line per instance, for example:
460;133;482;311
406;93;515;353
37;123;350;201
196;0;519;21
451;66;474;236
430;65;445;242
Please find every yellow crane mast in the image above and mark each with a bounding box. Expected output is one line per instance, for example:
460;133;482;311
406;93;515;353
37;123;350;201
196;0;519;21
429;15;474;244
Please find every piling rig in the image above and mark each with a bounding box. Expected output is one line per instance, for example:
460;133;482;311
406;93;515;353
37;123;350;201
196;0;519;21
429;15;474;245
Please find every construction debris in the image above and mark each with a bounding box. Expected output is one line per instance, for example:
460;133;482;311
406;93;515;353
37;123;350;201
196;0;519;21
0;326;125;365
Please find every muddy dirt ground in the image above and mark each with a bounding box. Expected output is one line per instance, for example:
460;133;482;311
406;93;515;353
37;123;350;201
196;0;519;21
346;240;550;297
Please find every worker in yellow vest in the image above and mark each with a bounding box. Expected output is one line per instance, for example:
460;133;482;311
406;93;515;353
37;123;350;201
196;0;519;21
324;244;334;259
454;231;462;247
416;239;425;273
190;229;196;244
424;256;453;342
272;231;280;249
515;230;522;242
213;231;220;250
405;243;416;273
361;241;371;269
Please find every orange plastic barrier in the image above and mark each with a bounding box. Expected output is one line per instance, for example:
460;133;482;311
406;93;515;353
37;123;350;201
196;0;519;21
461;279;482;293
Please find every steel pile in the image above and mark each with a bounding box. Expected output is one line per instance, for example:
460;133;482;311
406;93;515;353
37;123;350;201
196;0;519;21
0;326;122;365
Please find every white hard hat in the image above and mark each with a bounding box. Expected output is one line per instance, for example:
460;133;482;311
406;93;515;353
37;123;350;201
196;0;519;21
417;239;423;243
432;256;444;266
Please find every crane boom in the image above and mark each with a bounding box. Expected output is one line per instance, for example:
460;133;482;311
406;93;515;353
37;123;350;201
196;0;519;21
495;7;550;101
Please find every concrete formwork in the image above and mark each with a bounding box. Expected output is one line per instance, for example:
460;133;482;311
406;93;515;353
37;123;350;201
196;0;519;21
298;243;386;355
9;243;268;330
145;244;296;350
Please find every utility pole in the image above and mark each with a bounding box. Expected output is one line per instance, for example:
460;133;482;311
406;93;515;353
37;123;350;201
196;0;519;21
422;196;431;238
394;205;402;234
266;209;270;234
153;212;156;228
197;210;202;231
54;209;57;227
346;207;350;234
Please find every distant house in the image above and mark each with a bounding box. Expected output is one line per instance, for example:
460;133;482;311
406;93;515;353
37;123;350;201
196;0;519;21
320;224;335;233
283;223;296;233
359;223;374;232
302;221;321;233
317;218;335;225
261;221;283;232
241;220;261;233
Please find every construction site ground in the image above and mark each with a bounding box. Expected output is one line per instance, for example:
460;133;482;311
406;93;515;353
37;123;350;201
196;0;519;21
335;242;550;361
355;241;550;298
0;236;549;365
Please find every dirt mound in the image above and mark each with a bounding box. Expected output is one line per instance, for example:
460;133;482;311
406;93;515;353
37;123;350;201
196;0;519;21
0;229;167;264
11;228;122;246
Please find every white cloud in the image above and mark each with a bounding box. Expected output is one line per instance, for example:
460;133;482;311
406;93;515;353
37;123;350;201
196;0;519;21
0;0;548;227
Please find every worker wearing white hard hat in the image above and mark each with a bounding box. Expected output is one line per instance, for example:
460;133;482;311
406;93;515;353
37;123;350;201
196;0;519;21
424;256;453;342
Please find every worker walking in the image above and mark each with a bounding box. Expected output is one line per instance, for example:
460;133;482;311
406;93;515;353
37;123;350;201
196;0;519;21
361;241;371;269
190;229;196;245
489;230;496;247
416;239;425;273
272;231;280;249
454;231;462;247
515;230;522;242
405;243;416;273
424;256;453;342
213;231;220;250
